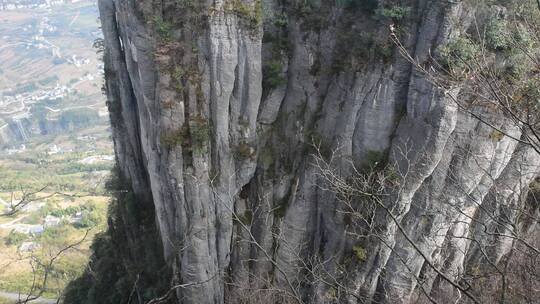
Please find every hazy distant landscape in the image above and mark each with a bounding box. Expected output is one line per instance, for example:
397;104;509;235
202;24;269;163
0;0;112;302
0;0;108;144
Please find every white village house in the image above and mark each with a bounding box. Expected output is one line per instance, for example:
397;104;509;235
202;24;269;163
19;241;39;253
44;215;61;228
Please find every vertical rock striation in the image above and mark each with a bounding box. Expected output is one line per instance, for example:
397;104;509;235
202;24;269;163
70;0;540;303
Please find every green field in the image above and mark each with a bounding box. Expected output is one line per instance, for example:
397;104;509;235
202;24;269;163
0;137;112;299
0;114;113;301
0;201;108;299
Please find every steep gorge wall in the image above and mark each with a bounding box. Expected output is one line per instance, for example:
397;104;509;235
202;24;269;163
70;0;540;303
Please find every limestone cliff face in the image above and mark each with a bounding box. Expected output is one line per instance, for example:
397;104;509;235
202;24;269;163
89;0;539;303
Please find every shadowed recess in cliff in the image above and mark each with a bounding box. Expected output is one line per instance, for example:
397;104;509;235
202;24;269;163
63;165;170;304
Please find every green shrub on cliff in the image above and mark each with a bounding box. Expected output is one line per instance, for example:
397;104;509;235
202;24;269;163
161;127;188;148
486;18;511;50
353;245;367;262
227;0;263;30
262;61;286;91
153;17;173;42
376;5;410;20
439;36;481;75
160;115;209;154
190;115;211;154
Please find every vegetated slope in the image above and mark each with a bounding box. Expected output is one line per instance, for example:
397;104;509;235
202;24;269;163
65;1;540;303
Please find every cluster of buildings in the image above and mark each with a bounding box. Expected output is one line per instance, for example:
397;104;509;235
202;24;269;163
2;210;84;252
76;135;95;141
27;35;58;53
0;0;63;11
67;55;91;68
11;224;44;235
19;241;39;252
31;84;71;102
37;16;57;35
3;144;26;155
0;69;101;115
0;84;72;116
16;17;60;57
0;0;88;11
47;144;73;154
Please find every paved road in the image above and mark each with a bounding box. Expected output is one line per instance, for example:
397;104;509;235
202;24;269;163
0;291;57;303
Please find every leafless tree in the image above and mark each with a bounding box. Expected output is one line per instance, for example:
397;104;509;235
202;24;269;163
310;137;539;303
0;183;102;303
390;1;540;156
378;3;540;301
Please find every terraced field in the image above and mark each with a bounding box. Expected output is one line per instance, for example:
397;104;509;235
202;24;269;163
0;0;107;145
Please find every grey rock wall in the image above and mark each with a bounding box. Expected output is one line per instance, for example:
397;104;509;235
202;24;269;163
96;0;539;303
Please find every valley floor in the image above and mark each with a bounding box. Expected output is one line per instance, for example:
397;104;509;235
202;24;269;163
0;290;56;304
